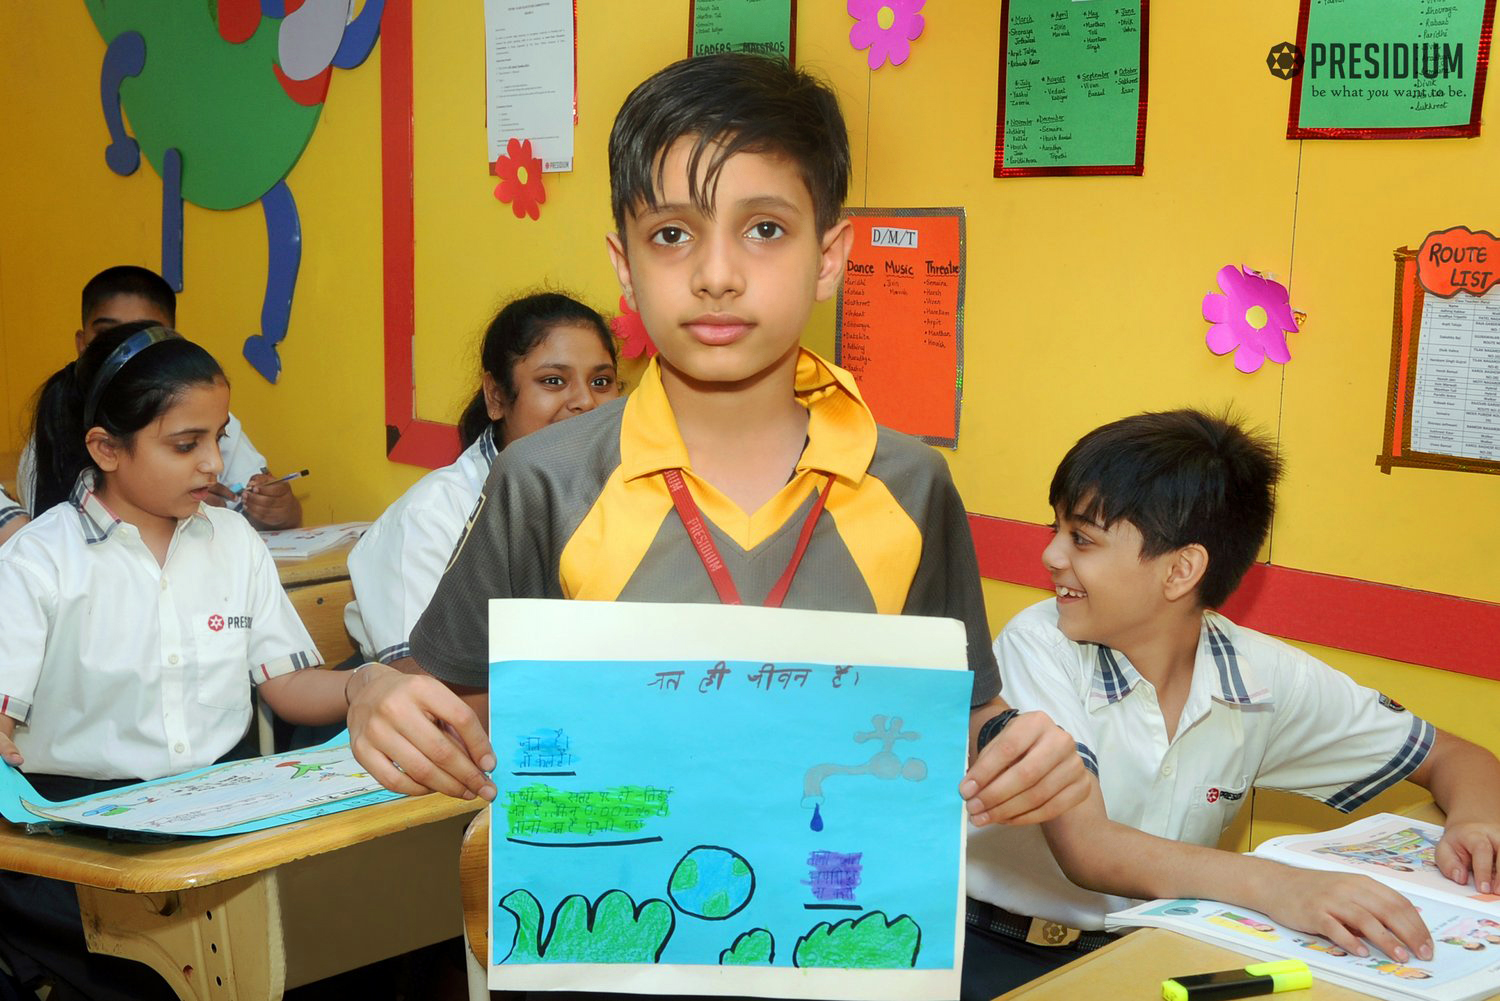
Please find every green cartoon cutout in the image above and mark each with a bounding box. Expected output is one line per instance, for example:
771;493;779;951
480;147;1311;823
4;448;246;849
84;0;384;382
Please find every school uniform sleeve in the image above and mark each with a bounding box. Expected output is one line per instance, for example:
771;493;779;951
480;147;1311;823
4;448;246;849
994;604;1099;776
896;438;1001;704
236;520;322;683
219;413;270;489
1254;641;1435;812
0;547;54;724
346;498;465;663
0;487;23;531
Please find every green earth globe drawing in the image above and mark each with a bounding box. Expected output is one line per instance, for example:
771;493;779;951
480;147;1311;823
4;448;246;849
667;846;755;920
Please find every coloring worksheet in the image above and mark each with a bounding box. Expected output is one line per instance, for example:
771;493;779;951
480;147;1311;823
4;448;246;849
0;731;400;837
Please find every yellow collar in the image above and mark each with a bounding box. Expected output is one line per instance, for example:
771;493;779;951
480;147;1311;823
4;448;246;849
618;348;878;485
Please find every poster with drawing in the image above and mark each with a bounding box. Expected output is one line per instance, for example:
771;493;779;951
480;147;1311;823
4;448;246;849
0;732;400;837
486;600;973;1000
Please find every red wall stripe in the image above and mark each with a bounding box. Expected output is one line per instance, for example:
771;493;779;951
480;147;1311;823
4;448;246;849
969;514;1500;682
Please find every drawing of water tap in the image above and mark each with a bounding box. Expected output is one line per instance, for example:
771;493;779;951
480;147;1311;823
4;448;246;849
802;715;928;813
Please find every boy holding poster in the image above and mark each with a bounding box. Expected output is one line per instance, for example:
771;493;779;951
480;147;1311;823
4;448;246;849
345;54;1089;829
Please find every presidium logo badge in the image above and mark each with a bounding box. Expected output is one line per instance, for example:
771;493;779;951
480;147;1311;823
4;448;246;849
1267;41;1304;80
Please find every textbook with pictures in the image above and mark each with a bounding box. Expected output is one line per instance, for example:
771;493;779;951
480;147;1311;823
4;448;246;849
1107;814;1500;1001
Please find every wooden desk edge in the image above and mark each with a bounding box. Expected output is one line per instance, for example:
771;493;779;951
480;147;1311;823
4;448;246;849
0;792;482;893
274;539;356;589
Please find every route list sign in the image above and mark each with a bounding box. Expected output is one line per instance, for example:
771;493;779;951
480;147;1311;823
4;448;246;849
836;209;965;448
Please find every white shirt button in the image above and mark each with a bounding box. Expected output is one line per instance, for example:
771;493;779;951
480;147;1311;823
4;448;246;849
159;578;169;591
174;743;186;754
1161;761;1175;777
168;654;180;665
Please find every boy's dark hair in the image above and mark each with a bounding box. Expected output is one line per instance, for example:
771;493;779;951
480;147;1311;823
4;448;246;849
81;266;177;326
608;54;851;234
1049;410;1282;608
31;322;224;513
456;292;617;448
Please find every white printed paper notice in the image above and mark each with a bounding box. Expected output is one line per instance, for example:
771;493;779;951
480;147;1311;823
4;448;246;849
484;0;575;172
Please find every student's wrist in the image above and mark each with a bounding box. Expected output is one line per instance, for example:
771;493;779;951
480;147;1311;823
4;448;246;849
345;662;380;707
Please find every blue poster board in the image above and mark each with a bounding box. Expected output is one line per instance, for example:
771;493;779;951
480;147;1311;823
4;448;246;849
485;600;971;1000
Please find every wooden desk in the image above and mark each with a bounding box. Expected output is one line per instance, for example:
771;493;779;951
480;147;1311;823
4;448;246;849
0;793;483;1000
274;538;356;590
997;928;1500;1000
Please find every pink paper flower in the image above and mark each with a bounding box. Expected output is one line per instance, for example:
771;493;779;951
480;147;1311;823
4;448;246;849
611;295;656;359
492;138;546;221
1202;265;1300;373
848;0;925;70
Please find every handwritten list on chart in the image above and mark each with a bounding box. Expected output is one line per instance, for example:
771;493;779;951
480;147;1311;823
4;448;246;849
997;0;1146;175
836;210;964;448
1410;288;1500;464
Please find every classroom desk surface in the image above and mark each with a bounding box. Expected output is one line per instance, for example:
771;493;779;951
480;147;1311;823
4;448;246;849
0;790;477;892
996;927;1500;1001
273;537;356;589
0;792;483;1000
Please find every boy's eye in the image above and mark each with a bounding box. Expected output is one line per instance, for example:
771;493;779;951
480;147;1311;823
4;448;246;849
747;221;784;240
1071;532;1091;547
590;376;617;390
651;226;689;246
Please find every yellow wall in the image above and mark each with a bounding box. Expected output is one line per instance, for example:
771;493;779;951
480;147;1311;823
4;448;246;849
1;2;1495;837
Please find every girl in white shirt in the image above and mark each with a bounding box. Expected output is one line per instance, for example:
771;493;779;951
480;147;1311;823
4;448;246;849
0;323;348;1000
345;292;620;664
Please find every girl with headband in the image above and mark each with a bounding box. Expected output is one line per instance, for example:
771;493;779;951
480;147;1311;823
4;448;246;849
0;321;348;1000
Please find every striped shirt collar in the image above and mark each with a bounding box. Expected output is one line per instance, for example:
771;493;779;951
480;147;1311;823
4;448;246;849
477;425;498;465
70;470;212;546
1088;612;1272;710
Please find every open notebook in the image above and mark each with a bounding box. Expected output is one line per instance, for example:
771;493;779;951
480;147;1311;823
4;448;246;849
1108;814;1500;1001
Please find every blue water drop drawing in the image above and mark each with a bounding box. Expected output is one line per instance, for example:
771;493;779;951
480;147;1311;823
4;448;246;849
810;803;824;832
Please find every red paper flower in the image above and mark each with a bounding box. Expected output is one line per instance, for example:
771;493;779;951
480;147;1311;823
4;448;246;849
492;138;546;221
611;295;657;359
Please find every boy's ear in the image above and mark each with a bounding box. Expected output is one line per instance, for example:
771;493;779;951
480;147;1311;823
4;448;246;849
1163;543;1209;603
605;232;636;310
814;219;855;303
481;372;507;422
85;428;122;472
74;328;88;356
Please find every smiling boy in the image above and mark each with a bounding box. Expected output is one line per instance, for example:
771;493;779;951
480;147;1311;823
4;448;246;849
345;55;1090;832
963;410;1500;998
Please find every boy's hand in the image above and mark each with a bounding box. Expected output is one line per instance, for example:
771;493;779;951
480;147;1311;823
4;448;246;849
1265;869;1433;963
241;472;302;530
1436;820;1500;894
960;708;1089;826
201;483;236;508
347;663;497;802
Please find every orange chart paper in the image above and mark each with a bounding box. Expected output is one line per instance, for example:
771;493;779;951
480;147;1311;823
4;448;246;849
836;209;966;447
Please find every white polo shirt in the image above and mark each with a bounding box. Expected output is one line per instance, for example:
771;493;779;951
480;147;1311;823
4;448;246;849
0;473;320;781
0;487;22;534
16;412;267;514
968;599;1435;930
344;427;497;663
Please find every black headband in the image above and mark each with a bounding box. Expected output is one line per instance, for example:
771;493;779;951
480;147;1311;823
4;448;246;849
82;326;177;429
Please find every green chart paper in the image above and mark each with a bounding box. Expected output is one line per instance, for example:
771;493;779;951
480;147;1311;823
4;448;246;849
999;0;1145;173
1295;0;1491;132
691;0;794;61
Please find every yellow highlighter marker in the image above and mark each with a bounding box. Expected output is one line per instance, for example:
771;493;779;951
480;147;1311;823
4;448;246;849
1162;960;1313;1001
